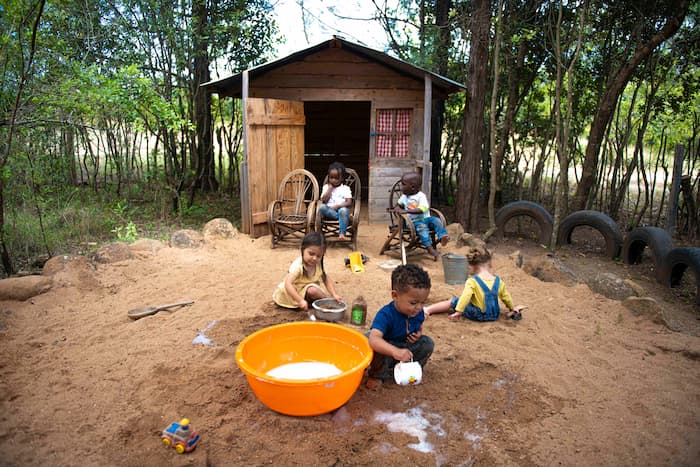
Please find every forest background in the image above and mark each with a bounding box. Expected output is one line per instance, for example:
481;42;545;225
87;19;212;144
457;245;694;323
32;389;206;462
1;0;698;278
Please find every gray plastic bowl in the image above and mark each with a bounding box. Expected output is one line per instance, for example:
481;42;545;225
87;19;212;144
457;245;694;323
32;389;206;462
312;299;347;322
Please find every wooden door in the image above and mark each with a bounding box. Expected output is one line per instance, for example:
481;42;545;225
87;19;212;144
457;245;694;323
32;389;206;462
242;98;305;237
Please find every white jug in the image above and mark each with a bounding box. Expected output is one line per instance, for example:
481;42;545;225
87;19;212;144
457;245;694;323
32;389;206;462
393;360;422;386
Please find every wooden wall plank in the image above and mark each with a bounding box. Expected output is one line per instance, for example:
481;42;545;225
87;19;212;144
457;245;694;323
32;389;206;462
254;75;423;90
249;87;423;104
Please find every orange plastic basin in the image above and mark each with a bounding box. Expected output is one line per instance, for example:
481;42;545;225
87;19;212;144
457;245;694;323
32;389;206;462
235;322;373;416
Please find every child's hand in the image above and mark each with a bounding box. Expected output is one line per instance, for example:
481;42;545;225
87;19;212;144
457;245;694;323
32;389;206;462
508;305;526;321
332;293;343;303
393;348;413;362
448;311;461;320
406;330;421;343
298;299;309;311
393;206;405;214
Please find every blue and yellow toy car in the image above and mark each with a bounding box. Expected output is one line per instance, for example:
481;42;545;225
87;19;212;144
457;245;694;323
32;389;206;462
162;418;200;454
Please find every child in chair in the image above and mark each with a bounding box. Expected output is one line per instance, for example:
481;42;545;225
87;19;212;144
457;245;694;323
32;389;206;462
318;161;353;240
366;264;434;389
394;171;449;260
272;231;342;320
425;246;526;321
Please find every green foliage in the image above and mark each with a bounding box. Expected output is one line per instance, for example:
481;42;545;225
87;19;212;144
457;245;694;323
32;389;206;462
112;221;138;243
4;184;241;270
179;203;207;219
6;201;112;260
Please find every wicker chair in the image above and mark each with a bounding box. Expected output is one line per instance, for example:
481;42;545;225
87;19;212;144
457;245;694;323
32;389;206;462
268;169;319;248
314;168;361;250
379;178;447;259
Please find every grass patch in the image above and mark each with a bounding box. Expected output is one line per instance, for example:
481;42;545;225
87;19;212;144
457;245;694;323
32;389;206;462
4;187;241;276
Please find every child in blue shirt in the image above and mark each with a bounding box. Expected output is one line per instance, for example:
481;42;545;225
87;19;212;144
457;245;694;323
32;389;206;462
394;171;449;260
366;263;434;389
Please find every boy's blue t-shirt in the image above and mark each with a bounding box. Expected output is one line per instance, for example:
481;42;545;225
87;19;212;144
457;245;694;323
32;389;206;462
370;301;425;342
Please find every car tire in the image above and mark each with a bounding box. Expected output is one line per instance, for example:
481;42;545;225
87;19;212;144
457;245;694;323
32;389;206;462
659;247;700;305
556;210;623;259
495;201;553;244
622;226;673;283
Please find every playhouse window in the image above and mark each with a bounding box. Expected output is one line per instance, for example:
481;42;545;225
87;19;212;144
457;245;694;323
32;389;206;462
375;109;412;158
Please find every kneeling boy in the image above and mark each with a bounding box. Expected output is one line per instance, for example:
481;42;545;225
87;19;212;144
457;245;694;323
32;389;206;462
366;264;434;389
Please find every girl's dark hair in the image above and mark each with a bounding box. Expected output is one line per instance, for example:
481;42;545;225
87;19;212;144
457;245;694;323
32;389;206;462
301;231;327;281
465;246;492;265
328;161;346;181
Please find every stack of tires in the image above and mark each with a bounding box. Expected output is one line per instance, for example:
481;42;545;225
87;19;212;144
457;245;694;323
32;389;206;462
494;201;699;305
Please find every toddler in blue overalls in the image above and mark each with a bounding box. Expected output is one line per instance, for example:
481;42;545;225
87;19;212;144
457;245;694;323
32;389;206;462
425;246;526;321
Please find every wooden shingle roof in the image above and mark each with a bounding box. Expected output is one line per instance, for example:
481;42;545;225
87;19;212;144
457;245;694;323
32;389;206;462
202;36;465;98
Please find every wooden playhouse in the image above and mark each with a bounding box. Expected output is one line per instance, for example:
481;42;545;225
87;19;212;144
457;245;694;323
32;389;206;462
203;36;464;237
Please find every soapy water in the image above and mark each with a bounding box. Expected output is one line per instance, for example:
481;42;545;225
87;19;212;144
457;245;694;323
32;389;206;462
373;407;445;453
192;320;217;346
266;362;342;380
464;431;483;450
373;406;488;457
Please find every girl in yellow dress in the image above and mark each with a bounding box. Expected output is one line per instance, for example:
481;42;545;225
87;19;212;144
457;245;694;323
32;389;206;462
272;231;342;319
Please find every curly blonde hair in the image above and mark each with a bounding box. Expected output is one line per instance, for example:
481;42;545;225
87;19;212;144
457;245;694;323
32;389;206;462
465;246;492;266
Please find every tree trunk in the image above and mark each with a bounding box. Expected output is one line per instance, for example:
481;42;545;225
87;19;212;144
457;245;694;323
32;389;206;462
665;144;685;235
192;0;218;192
572;0;689;210
680;175;697;240
456;0;490;232
430;0;451;203
0;0;46;276
484;0;503;241
552;0;587;249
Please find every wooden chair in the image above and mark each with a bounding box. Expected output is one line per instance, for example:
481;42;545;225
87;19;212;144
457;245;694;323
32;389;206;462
379;179;447;259
315;168;361;250
268;169;320;248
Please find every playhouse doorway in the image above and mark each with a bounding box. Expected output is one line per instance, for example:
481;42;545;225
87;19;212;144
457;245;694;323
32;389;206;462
303;101;371;202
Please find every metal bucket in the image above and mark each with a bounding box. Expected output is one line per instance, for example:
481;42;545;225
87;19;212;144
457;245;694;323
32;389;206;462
442;253;468;285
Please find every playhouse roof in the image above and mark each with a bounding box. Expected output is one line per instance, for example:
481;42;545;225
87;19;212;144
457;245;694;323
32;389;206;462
202;36;465;98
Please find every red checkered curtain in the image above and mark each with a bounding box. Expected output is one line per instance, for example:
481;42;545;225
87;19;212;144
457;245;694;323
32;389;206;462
375;109;412;158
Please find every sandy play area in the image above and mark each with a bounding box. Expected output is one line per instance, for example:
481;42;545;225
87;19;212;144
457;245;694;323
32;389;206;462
1;220;698;466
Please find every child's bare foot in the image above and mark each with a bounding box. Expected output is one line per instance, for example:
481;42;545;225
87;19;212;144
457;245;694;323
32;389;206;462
366;377;382;390
428;247;440;261
440;235;450;246
339;234;347;241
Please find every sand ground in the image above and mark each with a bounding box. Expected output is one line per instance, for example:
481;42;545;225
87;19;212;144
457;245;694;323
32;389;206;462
0;221;698;466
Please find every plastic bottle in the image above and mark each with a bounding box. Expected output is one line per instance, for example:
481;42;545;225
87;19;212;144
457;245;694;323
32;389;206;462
350;296;367;325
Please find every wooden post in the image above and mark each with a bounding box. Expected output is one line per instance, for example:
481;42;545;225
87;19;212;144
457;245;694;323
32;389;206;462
665;144;685;235
680;175;698;239
240;70;250;234
423;75;432;196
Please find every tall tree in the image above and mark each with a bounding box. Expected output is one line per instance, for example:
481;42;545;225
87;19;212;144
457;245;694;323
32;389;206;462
572;0;690;210
191;0;216;192
430;0;452;203
550;0;587;247
492;0;546;204
484;0;504;239
456;0;490;232
0;0;47;275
